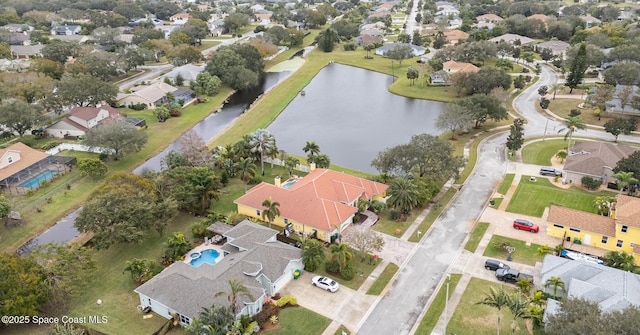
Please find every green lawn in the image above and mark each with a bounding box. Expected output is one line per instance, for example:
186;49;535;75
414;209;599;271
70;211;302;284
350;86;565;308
483;235;543;266
314;246;381;290
497;174;515;195
333;326;350;335
464;222;490;253
374;208;421;237
521;139;567;165
447;278;533;335
506;176;617;217
262;307;331;335
414;273;462;335
409;187;457;242
366;262;399;295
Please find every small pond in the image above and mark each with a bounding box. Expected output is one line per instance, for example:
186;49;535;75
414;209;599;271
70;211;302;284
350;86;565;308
267;63;446;173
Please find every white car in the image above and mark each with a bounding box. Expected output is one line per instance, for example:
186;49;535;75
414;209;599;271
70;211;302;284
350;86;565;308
311;276;339;292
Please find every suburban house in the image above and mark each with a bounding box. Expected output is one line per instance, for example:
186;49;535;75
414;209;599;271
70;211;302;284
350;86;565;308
0;142;75;194
443;29;468;45
547;195;640;263
117;82;194;108
356;34;383;46
475;14;503;29
580;15;601;28
562;142;639;185
541;255;640;320
234;168;388;242
50;24;82;35
430;60;479;85
46;105;123;138
534;40;570;58
9;44;43;59
375;43;426;57
134;221;303;326
159;63;205;86
170;13;191;21
0;23;34;33
489;34;535;46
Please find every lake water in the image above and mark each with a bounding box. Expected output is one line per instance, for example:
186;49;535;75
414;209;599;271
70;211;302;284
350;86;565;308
267;63;446;173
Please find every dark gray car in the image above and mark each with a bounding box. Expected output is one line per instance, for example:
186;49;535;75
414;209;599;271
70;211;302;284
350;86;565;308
484;259;509;271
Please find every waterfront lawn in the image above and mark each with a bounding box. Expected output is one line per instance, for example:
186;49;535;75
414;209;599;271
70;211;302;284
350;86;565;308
506;176;616;217
464;222;490;253
521;139;567;165
447;278;531;335
68;212;199;335
366;262;400;295
413;273;462;335
483;235;543;266
262;307;331;335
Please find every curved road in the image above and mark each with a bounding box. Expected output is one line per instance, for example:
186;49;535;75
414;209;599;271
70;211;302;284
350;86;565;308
356;64;640;334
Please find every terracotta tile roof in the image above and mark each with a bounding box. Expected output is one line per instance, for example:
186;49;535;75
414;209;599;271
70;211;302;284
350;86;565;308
0;142;49;180
443;29;469;42
548;205;615;237
443;60;479;73
234;169;388;231
564;142;639;176
476;14;503;22
615;195;640;228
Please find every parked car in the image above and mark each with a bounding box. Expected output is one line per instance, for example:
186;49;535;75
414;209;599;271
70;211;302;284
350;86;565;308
539;167;562;177
484;259;510;271
513;219;539;233
311;276;339;292
496;268;534;284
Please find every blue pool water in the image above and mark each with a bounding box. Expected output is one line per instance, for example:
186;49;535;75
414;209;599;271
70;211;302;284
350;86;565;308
282;181;298;189
19;170;59;189
189;249;220;267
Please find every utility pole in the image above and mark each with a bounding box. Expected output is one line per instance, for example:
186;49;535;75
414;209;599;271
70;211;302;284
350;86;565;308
444;274;451;335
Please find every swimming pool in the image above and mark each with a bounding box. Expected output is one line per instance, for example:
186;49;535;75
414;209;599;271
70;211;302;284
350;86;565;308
19;170;59;189
282;180;298;189
189;248;221;267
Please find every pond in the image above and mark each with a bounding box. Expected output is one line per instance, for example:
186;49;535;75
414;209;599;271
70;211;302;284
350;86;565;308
267;63;446;173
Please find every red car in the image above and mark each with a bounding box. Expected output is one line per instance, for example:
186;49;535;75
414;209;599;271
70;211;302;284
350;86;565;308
513;219;539;233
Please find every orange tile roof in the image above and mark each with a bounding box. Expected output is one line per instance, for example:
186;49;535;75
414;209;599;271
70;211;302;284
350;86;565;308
442;60;479;73
548;205;615;237
234;169;388;231
0;142;49;181
443;29;469;42
476;14;503;22
615;195;640;228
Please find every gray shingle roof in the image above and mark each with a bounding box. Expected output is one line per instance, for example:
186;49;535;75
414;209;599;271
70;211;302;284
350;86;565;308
564;142;639;176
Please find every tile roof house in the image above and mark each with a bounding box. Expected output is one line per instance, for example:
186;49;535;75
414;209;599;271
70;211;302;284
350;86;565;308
442;60;479;74
488;33;535;46
356;34;383;46
9;44;43;59
170;13;191;21
580;15;601;28
443;29;469;45
117;82;193;109
534;40;570;57
547;195;640;264
46;105;123;138
562;141;639;185
476;14;503;23
541;254;640;320
0;143;49;183
235;168;388;242
134;221;303;326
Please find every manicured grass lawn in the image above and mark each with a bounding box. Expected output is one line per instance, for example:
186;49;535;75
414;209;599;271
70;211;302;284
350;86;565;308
491;197;504;208
67;212;200;335
409;187;457;242
262;307;331;335
506;176;616;217
374;208;420;237
521;139;568;165
197;40;219;51
497;174;515;195
333;326;350;335
549;98;605;127
447;278;531;335
464;222;490;253
315;247;381;290
366;262;399;295
413;273;462;335
483;234;543;266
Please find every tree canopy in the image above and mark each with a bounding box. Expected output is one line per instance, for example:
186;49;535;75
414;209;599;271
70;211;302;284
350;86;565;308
0;253;51;316
0;99;46;136
84;122;148;159
205;44;263;90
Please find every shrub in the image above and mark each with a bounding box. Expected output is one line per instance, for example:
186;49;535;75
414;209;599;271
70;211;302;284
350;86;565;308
169;108;182;117
569;109;581;117
370;200;387;213
41;141;60;150
275;295;297;308
581;176;601;190
521;67;530;73
341;264;355;280
17;136;37;147
130;103;147;111
389;210;400;220
220;172;229;185
325;260;340;273
252;302;279;326
99;152;109;161
249;175;262;185
342;42;356;51
245;321;259;334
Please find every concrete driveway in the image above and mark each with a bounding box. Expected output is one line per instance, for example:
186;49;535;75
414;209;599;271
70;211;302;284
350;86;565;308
278;271;376;331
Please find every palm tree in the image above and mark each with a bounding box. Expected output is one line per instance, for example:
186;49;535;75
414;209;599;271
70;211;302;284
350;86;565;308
544;276;566;298
329;242;352;273
237;158;256;193
555;150;568;163
284;156;300;177
516;278;532;297
603;251;636;271
249;129;276;176
313;153;331;168
593;196;613;216
185;304;234;335
301;238;325;271
387;178;421;214
612;171;638;195
261;197;280;229
163;232;194;263
153;105;170;122
476;286;509;335
506;293;532;335
557;116;586;153
215;279;255;316
303;141;320;158
550;83;564;100
537;245;553;257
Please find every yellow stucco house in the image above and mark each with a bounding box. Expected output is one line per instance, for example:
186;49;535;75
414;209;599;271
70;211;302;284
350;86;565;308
547;195;640;263
234;168;388;242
